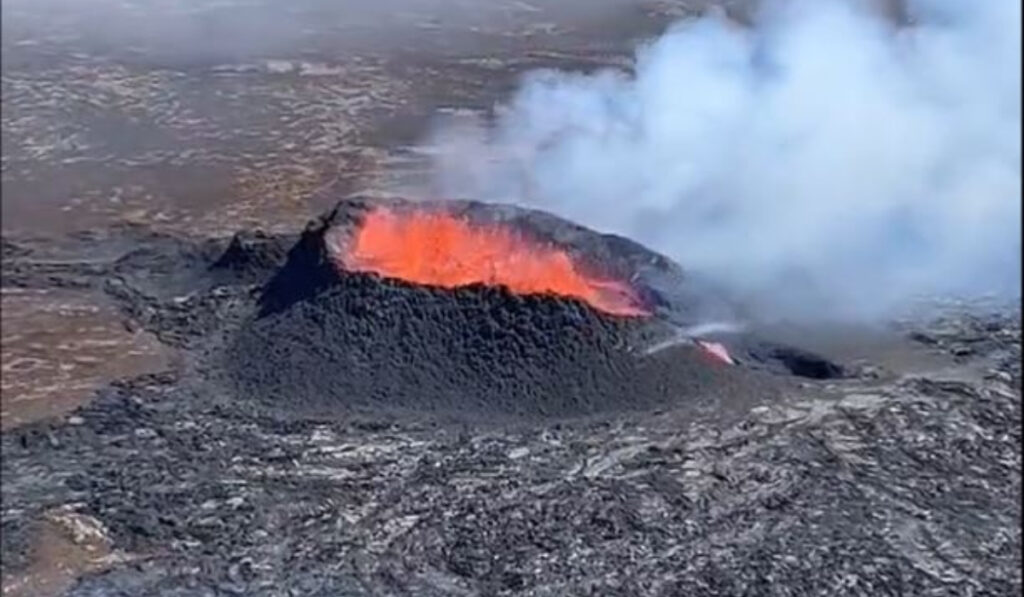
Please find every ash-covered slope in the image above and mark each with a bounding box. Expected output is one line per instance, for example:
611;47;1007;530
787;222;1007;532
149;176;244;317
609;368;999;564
223;197;772;420
228;273;740;419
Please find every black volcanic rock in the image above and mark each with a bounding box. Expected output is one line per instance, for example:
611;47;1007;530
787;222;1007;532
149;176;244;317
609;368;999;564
210;229;295;285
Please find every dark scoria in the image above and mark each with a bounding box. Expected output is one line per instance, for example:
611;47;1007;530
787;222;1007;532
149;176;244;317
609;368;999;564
224;272;765;420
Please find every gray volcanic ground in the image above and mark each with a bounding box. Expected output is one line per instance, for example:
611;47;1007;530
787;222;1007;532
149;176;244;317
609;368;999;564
1;1;1021;596
3;198;1021;596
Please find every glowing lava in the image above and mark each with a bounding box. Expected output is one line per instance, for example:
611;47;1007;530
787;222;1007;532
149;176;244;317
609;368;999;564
333;207;649;317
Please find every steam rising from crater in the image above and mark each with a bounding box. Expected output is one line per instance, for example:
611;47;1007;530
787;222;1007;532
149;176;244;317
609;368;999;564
427;0;1022;321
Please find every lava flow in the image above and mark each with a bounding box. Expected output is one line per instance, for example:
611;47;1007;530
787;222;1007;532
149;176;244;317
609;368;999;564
333;207;649;316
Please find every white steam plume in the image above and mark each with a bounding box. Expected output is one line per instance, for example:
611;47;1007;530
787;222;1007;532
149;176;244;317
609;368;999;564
426;0;1021;321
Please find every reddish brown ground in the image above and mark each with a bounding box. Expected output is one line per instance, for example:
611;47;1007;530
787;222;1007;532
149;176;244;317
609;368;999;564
1;288;176;430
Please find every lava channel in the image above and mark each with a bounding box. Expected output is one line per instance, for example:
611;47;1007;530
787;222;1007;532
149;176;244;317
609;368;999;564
331;207;650;317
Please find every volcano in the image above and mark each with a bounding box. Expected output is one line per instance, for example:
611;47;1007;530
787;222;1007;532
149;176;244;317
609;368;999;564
221;197;839;421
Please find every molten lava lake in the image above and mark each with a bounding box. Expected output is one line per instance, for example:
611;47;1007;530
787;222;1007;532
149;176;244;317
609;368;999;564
330;207;650;317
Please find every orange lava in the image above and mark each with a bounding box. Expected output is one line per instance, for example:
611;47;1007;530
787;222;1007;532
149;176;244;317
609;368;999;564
335;207;649;317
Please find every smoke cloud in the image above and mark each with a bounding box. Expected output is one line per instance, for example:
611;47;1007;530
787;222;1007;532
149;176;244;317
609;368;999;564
426;0;1021;321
